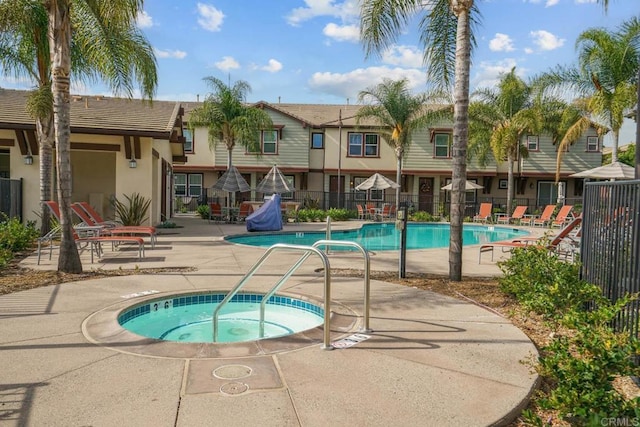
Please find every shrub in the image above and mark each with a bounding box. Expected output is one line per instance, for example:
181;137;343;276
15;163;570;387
297;208;326;222
0;216;39;253
326;208;354;222
114;193;151;226
196;204;209;219
498;245;604;319
409;211;439;222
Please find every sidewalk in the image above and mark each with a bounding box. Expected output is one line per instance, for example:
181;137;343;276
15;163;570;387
1;217;539;426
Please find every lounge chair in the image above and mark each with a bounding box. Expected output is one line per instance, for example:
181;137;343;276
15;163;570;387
209;202;223;223
39;201;145;264
236;202;253;222
473;203;493;223
73;202;157;248
532;204;556;227
356;204;368;220
478;216;582;263
551;205;574;228
495;205;527;225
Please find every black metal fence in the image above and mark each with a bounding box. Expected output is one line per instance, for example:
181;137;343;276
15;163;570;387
176;188;581;219
0;178;23;221
581;180;640;340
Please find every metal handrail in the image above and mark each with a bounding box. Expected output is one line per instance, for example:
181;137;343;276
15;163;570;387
258;239;372;338
212;244;332;348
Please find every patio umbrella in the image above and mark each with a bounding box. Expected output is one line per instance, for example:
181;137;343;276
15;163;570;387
213;165;250;193
569;161;635;180
355;173;400;190
256;165;295;194
441;180;484;191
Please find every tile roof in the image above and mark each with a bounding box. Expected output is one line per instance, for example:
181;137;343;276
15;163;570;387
0;89;181;137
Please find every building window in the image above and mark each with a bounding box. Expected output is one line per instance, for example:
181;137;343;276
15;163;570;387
183;127;194;153
282;175;295;199
174;173;202;197
348;133;379;157
527;135;539;151
434;133;451;158
586;136;599;152
311;132;324;149
262;130;278;154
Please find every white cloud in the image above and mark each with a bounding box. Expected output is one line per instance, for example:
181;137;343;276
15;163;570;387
381;45;424;68
286;0;359;26
154;48;187;59
136;11;153;28
261;59;283;73
215;56;240;71
524;47;534;54
545;0;559;6
197;3;224;32
323;23;359;42
472;59;525;90
575;0;597;4
530;30;565;51
308;66;425;101
489;33;515;52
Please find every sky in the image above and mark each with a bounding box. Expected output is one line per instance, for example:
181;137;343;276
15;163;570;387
1;0;638;143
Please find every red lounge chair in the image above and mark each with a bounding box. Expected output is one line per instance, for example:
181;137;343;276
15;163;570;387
473;203;493;223
73;202;157;248
551;205;574;228
532;204;556;227
495;205;527;225
478;216;582;263
38;201;145;264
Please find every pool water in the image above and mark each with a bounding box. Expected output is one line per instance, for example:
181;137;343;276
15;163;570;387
226;222;528;251
119;293;324;343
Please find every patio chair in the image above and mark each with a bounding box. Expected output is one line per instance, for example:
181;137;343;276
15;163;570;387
356;204;368;220
473;203;493;223
39;201;145;264
209;203;223;223
551;205;574;228
495;205;527;225
478;216;582;263
236;202;253;222
366;202;377;219
73;202;157;248
377;204;394;221
532;204;556;227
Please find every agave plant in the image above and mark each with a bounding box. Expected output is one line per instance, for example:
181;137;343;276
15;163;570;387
114;193;151;226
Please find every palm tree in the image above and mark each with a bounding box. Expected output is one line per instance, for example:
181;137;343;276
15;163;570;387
469;68;541;216
188;77;273;205
356;78;449;206
1;0;157;273
360;0;478;281
538;17;639;165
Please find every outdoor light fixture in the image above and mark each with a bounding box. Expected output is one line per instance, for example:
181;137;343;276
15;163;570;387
129;157;137;168
24;154;33;165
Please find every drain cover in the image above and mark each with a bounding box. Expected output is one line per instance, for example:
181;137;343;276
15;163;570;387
213;364;252;380
220;382;249;395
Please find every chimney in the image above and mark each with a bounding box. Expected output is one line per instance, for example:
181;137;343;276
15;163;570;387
85;97;88;108
196;94;200;102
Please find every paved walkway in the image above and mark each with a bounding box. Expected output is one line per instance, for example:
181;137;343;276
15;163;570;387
1;217;540;426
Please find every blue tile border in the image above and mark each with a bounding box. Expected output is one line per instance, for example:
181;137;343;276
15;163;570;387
118;292;324;326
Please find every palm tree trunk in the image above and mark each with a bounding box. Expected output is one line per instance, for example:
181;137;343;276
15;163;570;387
611;129;619;163
36;114;54;236
395;147;403;207
48;0;82;273
449;0;473;282
506;153;514;216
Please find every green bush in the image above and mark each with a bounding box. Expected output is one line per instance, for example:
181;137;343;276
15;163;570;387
0;216;39;253
114;193;151;226
196;204;209;219
409;211;440;222
498;245;604;319
297;208;326;222
326;208;354;221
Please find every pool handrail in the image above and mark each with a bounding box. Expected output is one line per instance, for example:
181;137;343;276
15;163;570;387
258;239;371;338
212;244;333;348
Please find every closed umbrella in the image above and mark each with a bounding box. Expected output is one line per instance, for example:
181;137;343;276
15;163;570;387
441;180;484;191
256;165;295;194
212;165;250;210
355;173;400;190
570;161;635;180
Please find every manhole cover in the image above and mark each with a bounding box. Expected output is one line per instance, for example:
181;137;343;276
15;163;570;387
213;364;252;380
220;382;249;395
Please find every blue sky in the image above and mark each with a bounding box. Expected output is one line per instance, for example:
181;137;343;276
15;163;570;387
1;0;637;142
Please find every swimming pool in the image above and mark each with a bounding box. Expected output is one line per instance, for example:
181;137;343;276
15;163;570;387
225;222;528;251
118;292;324;343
